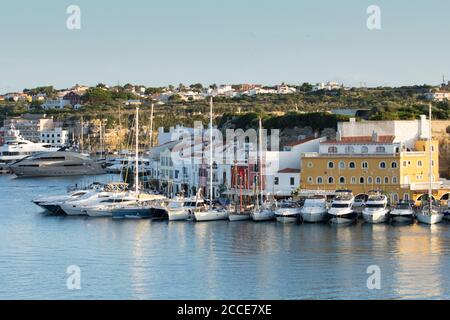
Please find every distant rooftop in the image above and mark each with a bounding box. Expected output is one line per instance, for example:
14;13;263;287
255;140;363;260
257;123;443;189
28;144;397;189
322;135;395;145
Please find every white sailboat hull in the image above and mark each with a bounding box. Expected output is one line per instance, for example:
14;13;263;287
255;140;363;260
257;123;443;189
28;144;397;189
251;209;275;222
416;212;443;225
194;210;229;222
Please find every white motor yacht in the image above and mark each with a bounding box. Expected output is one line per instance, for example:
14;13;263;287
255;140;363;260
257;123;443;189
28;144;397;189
362;191;390;224
275;200;302;224
9;151;106;177
167;197;205;221
326;190;357;225
300;195;328;223
0;124;59;169
390;201;414;224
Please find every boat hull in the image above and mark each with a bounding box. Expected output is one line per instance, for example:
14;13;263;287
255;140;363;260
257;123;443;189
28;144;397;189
276;216;299;224
60;203;88;216
39;203;64;215
194;210;229;222
326;211;357;225
229;213;251;221
251;210;275;222
168;209;192;221
300;210;327;223
362;210;389;224
416;213;443;225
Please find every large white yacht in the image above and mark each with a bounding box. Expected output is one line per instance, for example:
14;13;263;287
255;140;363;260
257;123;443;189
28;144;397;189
9;151;106;177
326;190;357;225
300;195;328;223
362;191;390;224
0;125;59;169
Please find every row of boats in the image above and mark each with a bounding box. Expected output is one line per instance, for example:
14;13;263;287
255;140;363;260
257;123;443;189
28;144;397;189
32;186;449;225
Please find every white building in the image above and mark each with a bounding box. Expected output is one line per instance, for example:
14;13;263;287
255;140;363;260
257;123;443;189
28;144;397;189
313;81;343;91
42;98;72;110
40;128;69;147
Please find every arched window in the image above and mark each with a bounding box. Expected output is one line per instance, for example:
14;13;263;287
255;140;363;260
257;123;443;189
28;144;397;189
328;177;334;184
376;177;382;184
384;176;389;184
376;146;386;153
392;193;398;203
367;176;373;184
351;177;356;184
404;193;410;201
391;162;398;169
339;161;346;169
379;162;386;169
361;146;369;154
328;146;338;154
339;177;345;184
392;176;398;184
362;162;368;169
307;161;313;168
360;177;365;184
328;161;334;169
307;176;313;183
317;177;323;184
349;162;356;169
418;160;423;167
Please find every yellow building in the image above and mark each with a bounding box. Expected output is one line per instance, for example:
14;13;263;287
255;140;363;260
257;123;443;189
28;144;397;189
300;134;450;205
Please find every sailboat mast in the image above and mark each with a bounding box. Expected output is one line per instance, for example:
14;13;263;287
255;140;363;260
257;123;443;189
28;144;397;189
429;103;433;212
149;103;154;150
135;106;139;195
259;118;263;204
209;97;213;210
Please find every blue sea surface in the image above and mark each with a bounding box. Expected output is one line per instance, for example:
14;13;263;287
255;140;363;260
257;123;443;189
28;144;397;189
0;174;449;300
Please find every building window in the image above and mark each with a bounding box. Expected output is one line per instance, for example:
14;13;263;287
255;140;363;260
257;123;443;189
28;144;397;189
417;160;423;167
307;176;313;183
367;176;373;184
376;146;386;153
391;162;398;168
376;177;381;184
392;193;398;203
379;162;386;169
384;176;389;184
349;162;356;169
274;177;279;185
360;177;365;184
361;146;369;153
362;162;368;169
307;162;313;168
290;177;295;186
392;176;398;184
404;193;410;201
317;177;323;184
328;146;338;154
345;146;354;154
339;177;345;184
339;161;345;169
328;161;334;169
351;177;356;184
328;177;334;184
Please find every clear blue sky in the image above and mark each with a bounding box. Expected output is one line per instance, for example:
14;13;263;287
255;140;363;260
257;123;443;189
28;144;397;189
1;0;449;93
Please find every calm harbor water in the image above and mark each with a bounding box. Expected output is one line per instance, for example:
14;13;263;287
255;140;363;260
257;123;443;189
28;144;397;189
1;174;450;300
